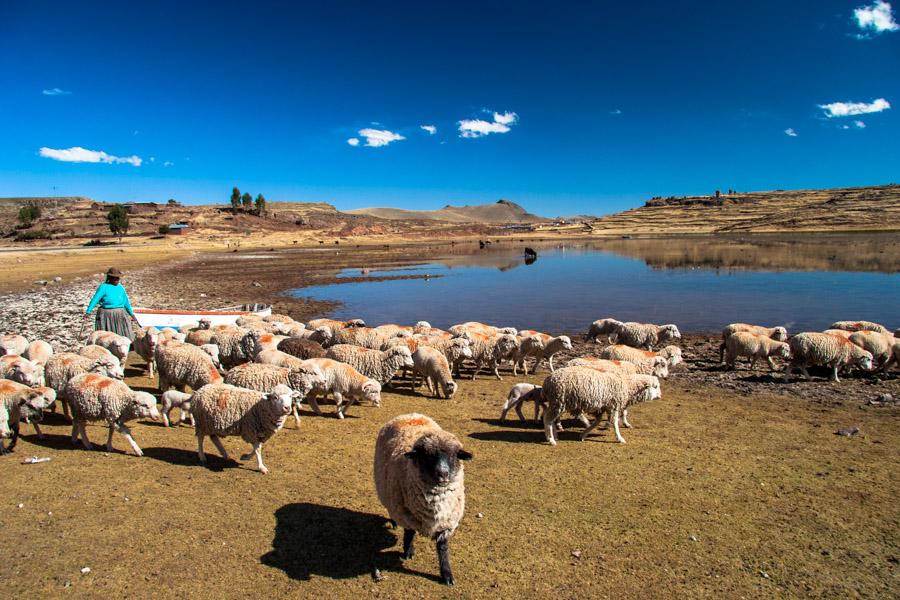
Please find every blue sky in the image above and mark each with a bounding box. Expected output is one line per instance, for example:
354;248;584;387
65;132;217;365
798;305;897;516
1;1;898;216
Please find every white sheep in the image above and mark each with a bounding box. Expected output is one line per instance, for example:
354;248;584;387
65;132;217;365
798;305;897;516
499;383;544;423
307;317;366;332
333;326;396;350
541;367;661;445
65;373;160;455
155;341;224;392
303;358;381;419
448;322;517;337
133;326;160;377
209;327;254;368
718;323;788;362
79;345;124;377
610;322;681;350
44;352;122;419
0;383;47;454
23;340;53;367
0;380;57;438
599;344;683;371
584;318;623;343
410;346;457;399
468;332;519;380
290;325;334;346
88;330;132;362
190;383;295;474
829;320;891;335
0;334;29;356
0;355;41;387
567;356;670;379
785;332;874;382
223;361;325;427
161;390;194;427
515;330;572;374
847;330;896;370
723;332;791;371
325;344;413;386
409;335;473;377
199;344;222;369
374;413;471;586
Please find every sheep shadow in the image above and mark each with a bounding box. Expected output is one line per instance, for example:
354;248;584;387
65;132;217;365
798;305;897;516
12;432;75;452
261;503;440;583
468;429;547;444
139;446;231;470
473;417;540;430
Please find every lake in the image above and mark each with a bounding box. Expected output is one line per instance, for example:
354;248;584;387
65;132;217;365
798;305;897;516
290;236;900;334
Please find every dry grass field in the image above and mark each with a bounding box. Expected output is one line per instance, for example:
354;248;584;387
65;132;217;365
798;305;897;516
2;354;897;599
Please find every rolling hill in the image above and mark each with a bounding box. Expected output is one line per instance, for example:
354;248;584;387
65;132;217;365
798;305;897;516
347;199;548;223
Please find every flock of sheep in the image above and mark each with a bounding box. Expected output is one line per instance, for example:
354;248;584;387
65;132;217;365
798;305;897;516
1;314;898;585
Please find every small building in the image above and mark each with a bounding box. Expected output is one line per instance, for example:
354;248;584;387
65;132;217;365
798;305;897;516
166;223;191;235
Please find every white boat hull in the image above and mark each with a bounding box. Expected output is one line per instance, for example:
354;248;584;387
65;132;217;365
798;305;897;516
133;304;271;329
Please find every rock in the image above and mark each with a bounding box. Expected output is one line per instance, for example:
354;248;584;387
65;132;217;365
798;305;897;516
53;276;63;282
571;550;582;559
835;426;860;437
34;280;48;286
689;534;699;542
80;567;91;575
476;512;483;519
252;281;262;287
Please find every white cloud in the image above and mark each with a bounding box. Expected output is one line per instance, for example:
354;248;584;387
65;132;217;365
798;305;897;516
610;109;623;115
784;128;798;137
39;146;142;166
854;1;899;33
347;137;360;146
458;110;519;138
149;156;156;162
819;98;890;117
42;88;71;96
357;128;405;147
420;125;437;135
163;161;174;167
854;120;867;128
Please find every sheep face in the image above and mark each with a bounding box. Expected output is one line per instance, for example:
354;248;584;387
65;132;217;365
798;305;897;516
391;347;415;368
288;366;326;396
651;357;670;379
772;327;788;342
415;321;432;330
113;339;131;358
442;381;458;399
362;380;382;407
311;326;333;346
856;354;874;371
558;336;573;351
404;433;472;486
636;376;662;403
662;346;683;367
495;335;519;359
775;344;791;361
18;390;47;424
347;319;366;328
198;319;212;330
660;325;681;342
200;344;222;368
3;358;39;386
131;392;161;421
498;327;518;336
266;385;294;415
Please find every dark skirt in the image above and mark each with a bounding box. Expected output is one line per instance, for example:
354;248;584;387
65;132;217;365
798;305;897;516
95;308;134;341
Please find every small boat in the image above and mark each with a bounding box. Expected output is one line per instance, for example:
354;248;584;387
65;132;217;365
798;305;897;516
133;303;272;329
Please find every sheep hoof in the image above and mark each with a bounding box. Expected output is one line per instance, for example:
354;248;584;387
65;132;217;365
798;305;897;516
258;466;269;475
240;452;254;461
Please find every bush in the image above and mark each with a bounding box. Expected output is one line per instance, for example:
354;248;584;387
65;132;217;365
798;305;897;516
15;229;51;241
18;202;41;225
158;225;170;234
107;204;129;237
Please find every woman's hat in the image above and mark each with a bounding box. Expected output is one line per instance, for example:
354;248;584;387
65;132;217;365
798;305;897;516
106;267;124;277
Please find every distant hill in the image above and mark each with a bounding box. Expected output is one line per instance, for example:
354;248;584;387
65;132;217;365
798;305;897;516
562;185;900;234
347;199;548;223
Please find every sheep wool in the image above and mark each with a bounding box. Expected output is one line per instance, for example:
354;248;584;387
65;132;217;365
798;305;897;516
224;361;324;426
88;330;132;361
0;354;41;386
23;340;54;366
303;358;381;419
277;337;326;360
156;341;224;392
847;330;896;369
0;380;48;453
719;323;788;361
326;344;413;386
469;333;519;380
411;346;457;399
723;332;791;371
500;383;544;423
599;344;683;370
567;356;670;379
829;320;891;335
610;322;681;350
786;332;874;382
516;330;572;373
584;318;623;342
209;328;252;368
0;334;29;356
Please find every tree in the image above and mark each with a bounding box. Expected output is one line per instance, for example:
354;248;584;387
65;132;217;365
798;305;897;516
17;202;41;226
255;193;266;213
107;204;129;239
241;192;253;209
230;187;241;214
167;198;177;206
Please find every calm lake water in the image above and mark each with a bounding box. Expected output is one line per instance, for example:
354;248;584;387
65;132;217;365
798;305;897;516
290;238;900;334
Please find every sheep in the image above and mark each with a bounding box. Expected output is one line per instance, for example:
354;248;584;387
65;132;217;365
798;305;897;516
512;334;544;376
373;324;415;338
158;328;186;343
240;319;288;335
723;332;791;371
410;347;457;399
468;333;519;380
0;355;41;386
567;356;670;379
23;340;53;367
333;326;396;350
44;352;122;419
185;325;226;346
209;327;253;368
373;413;472;586
541;367;661;445
609;322;681;350
278;322;309;338
244;330;287;359
0;334;29;356
499;383;544;423
88;330;132;362
199;344;222;369
78;345;124;377
718;323;788;362
255;348;306;368
449;322;517;337
160;390;194;427
155;341;224;392
276;337;326;360
0;383;47;454
599;344;683;370
829;320;891;335
307;317;365;332
64;373;160;455
191;383;295;474
303;358;381;419
847;330;897;370
411;335;473;377
822;329;854;340
785;332;874;382
263;313;296;324
515;331;573;373
133;326;160;377
178;318;211;335
584;318;623;343
223;362;325;427
325;344;414;386
289;325;333;346
0;380;57;438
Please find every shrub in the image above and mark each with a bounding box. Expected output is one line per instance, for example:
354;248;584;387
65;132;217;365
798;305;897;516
15;229;51;241
18;202;41;225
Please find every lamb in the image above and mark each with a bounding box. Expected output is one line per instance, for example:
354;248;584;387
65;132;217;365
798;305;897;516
515;331;572;373
0;355;41;386
847;330;897;370
499;383;544;423
723;332;791;371
200;344;222;368
718;323;788;362
23;340;53;367
829;320;891;335
0;380;57;438
609;322;681;350
541;367;661;445
44;352;122;419
333;326;396;350
468;333;519;380
567;356;670;379
584;318;623;342
410;347;458;399
414;335;473;376
191;383;294;474
0;334;29;356
155;341;224;392
223;362;325;426
785;332;874;382
64;373;160;455
325;344;414;386
373;413;472;586
161;389;194;427
0;384;47;454
276;337;326;360
79;345;124;377
88;330;132;362
303;358;382;419
133;326;160;377
599;344;683;370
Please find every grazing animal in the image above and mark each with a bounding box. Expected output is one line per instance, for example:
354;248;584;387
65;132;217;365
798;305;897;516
584;318;623;343
499;383;544;423
609;322;681;350
410;347;457;399
719;323;788;362
88;330;132;362
723;332;791;371
784;332;873;382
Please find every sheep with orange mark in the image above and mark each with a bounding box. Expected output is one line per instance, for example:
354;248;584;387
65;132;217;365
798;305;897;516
0;354;41;387
223;361;324;427
190;383;295;474
785;332;873;382
0;334;29;356
822;329;853;340
44;352;122;419
829;320;891;335
848;330;897;370
499;382;544;423
718;323;788;362
373;324;415;338
245;330;288;360
410;346;457;399
468;332;519;380
79;345;124;378
567;355;670;379
403;334;473;377
303;358;381;419
609;322;681;350
515;330;572;374
64;372;160;456
155;341;224;393
255;348;307;369
599;344;683;371
88;330;132;362
374;413;472;586
23;340;53;367
722;332;791;371
307;317;366;336
0;379;56;438
208;327;254;369
326;344;413;386
333;326;397;350
0;382;47;454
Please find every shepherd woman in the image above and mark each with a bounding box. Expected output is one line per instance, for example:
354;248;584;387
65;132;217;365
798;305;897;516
83;267;138;340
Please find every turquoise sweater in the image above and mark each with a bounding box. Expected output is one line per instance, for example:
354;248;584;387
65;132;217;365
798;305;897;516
86;283;134;315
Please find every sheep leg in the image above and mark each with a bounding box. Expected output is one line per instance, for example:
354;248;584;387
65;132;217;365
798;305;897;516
579;416;605;441
766;357;777;371
801;366;811;380
621;409;632;429
718;342;726;363
831;366;840;383
31;421;44;438
470;362;481;381
161;405;172;427
517;400;529;422
402;528;416;560
512;360;519;376
62;399;72;421
543;406;561;445
210;435;230;461
116;423;143;456
333;392;346;419
749;356;757;370
106;425;116;452
611;408;626;443
78;422;91;450
783;364;793;381
240;442;268;474
5;422;20;451
196;435;207;464
548;354;556;372
292;403;302;428
435;530;454;586
492;360;502;381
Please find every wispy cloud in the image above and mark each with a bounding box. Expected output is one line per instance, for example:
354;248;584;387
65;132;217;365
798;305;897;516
458;110;519;138
819;98;890;117
854;1;899;35
356;128;405;147
347;137;360;146
39;146;142;167
163;161;174;167
784;128;798;137
42;87;71;96
854;120;867;128
610;109;623;115
420;125;437;135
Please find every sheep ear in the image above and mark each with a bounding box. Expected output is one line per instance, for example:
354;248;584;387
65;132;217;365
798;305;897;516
457;449;473;461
